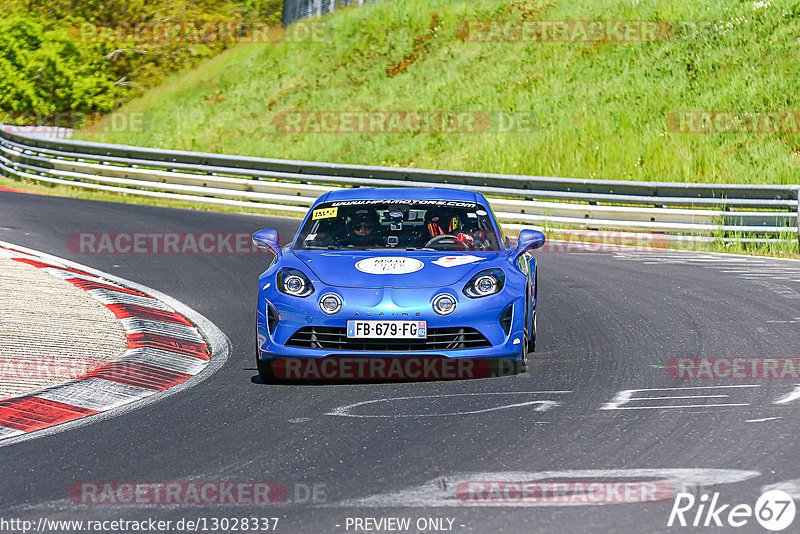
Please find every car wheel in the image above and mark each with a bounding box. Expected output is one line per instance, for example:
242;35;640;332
256;340;276;382
518;332;528;374
528;270;537;353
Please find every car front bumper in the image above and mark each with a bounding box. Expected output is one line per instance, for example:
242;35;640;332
256;284;527;361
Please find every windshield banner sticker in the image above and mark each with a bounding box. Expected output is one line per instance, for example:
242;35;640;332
330;200;478;208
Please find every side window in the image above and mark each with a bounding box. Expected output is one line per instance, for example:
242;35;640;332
484;204;507;246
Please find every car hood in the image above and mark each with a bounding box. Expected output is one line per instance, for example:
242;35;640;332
292;251;504;288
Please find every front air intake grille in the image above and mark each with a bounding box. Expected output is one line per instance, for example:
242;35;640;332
267;303;280;334
286;327;491;351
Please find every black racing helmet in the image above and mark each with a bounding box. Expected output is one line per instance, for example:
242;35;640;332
348;209;379;242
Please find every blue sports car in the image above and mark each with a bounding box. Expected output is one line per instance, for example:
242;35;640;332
253;187;545;381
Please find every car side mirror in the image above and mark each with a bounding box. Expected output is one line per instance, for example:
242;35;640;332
252;229;282;258
513;229;545;258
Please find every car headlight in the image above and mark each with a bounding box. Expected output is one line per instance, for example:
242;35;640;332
277;268;314;297
432;294;457;315
463;268;505;298
319;293;342;314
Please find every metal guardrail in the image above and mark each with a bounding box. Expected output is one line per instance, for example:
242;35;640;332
282;0;379;26
0;128;798;245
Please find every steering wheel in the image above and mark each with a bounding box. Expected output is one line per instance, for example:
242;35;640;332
424;234;469;251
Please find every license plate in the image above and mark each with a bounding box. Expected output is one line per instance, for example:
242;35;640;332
347;320;427;339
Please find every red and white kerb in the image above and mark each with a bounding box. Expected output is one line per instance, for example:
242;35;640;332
0;244;210;440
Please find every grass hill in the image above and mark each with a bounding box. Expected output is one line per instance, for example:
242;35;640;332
76;0;800;184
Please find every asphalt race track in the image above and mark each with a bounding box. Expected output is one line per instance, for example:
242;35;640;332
2;190;800;533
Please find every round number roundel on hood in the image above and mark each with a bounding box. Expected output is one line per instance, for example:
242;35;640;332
355;257;424;275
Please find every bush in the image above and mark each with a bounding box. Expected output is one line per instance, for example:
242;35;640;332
0;0;282;120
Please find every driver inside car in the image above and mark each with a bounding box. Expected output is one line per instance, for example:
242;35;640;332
344;209;381;248
425;210;480;249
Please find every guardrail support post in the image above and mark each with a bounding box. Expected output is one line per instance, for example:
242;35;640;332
797;186;800;253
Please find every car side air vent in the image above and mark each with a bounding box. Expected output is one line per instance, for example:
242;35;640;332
499;304;513;335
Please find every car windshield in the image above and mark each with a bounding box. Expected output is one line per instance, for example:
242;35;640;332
294;199;502;251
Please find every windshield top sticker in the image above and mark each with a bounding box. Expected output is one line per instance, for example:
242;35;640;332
312;207;338;220
432;255;483;268
329;200;477;208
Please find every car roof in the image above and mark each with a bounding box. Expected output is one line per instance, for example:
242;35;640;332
320;187;480;204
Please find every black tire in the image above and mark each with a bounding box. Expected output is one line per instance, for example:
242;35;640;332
256;341;277;382
528;270;537;353
518;332;528;374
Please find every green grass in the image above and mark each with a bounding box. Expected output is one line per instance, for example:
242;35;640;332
73;0;800;184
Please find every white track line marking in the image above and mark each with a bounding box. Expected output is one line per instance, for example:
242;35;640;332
745;417;783;423
630;395;729;400
773;384;800;405
763;479;800;499
613;385;760;392
603;404;749;410
600;385;759;410
0;426;24;438
327;392;571;418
